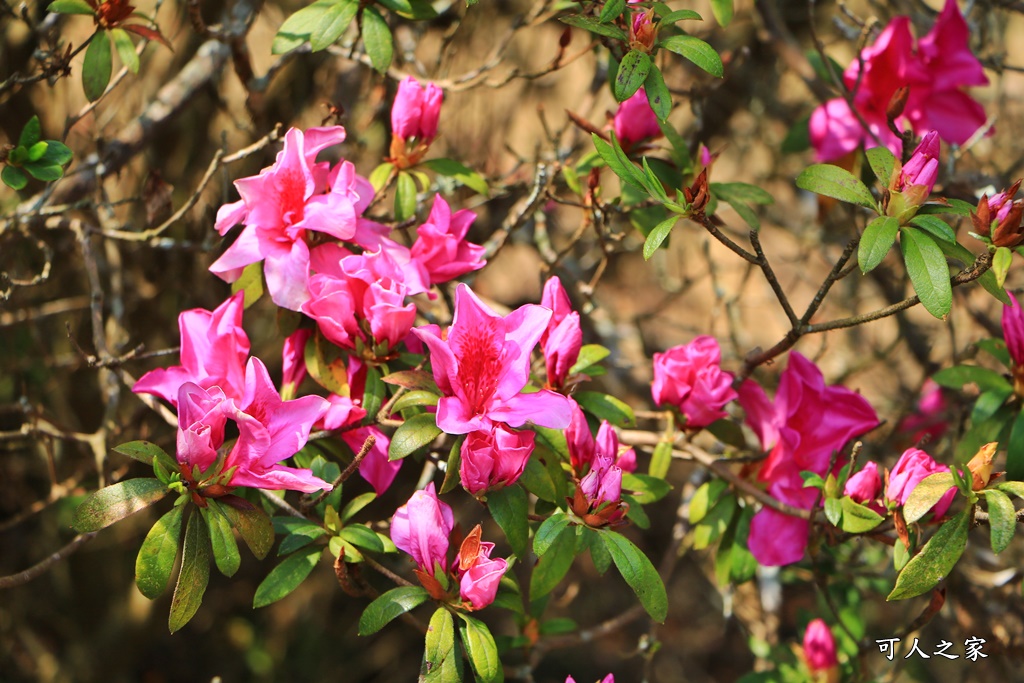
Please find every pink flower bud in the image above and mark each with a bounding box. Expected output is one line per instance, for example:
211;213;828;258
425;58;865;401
844;461;881;505
803;619;838;672
410;194;486;285
391;483;454;573
460;424;535;495
886;447;955;517
457;541;508;610
392;77;443;143
612;89;662;147
898;130;940;194
652;336;737;429
566;400;596;472
1004;293;1024;369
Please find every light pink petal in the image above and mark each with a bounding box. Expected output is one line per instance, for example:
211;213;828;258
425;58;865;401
264;240;312;311
209;226;263;282
215;199;248;235
488;390;572;430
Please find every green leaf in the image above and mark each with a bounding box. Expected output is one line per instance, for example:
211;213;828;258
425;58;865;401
457;613;503;683
2;166;28;190
997;481;1024;498
569;344;610;375
488;485;529;558
388;413;442;460
339;523;385;552
981;489;1016;554
648;441;673;479
613;50;652;102
558;14;628;41
230;261;264;309
83;31;113;102
903;472;956;525
110;28;138;74
135;505;184;599
220;498;275;560
824;497;842;526
593;133;647;191
533;513;571;556
362;7;393;73
643;216;677;260
23;162;64;181
254;547;322;608
599;0;626;23
382;369;440;393
601;530;668;622
643;66;671;122
901;226;952;319
839;497;884;533
621;473;671;504
362;364;386;425
395;171;418;222
708;0;732;26
72;478;167;532
888;508;970;600
341;492;377;521
422;607;459;682
519;456;556;502
47;0;95;15
168;510;210;633
688;479;727;525
865;146;895;186
693;493;736;549
112;440;178;472
781;114;811;153
272;0;335;54
795;164;876;209
358;585;431;635
1008;410;1024;482
369;162;394;193
421;158;489;196
377;0;438;19
659;9;703;22
278;524;326;555
858;215;899;274
574;391;636;428
203;502;241;577
994;246;1013;289
932;365;1011;394
529;525;576;599
440;436;463;495
18;116;41;148
658;35;724;78
310;0;358;51
909;214;956;244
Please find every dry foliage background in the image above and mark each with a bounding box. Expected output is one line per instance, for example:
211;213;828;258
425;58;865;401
6;0;1024;681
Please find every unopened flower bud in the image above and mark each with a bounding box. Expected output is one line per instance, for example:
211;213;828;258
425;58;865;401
966;442;996;490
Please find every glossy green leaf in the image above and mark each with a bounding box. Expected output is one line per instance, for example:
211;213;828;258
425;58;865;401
993;246;1013;289
310;0;358;51
519;456;556;502
362;364;386;425
643;65;671;122
135;505;183;599
659;9;703;22
858;215;899;274
362;7;393;73
254;547;322;608
643;216;677;260
689;479;727;525
2;166;28;190
621;473;671;504
574;391;636;428
358;585;431;635
599;0;626;23
569;344;610;374
422;607;460;682
901;226;952;319
220;498;275;560
601;530;668;622
395;171;418;222
72;478;167;532
693;493;736;549
795;164;876;209
909;214;956;244
83;31;113;102
997;481;1024;498
488;485;529;558
421;158;489;196
23;162;64;181
932;365;1011;394
533;513;571;556
440;436;463;495
272;0;335;53
648;441;673;479
376;0;437;19
47;0;95;15
839;497;884;533
203;503;241;577
981;489;1016;554
388;413;442;460
168;510;210;633
593;133;646;191
824;497;842;526
529;525;576;599
613;50;652;102
341;492;377;521
457;613;503;683
658;35;723;77
110;28;138;73
708;0;732;26
903;472;956;525
558;14;628;41
888;508;969;600
382;369;440;393
339;523;385;552
231;262;264;309
113;440;178;472
865;146;895;185
20;116;42;147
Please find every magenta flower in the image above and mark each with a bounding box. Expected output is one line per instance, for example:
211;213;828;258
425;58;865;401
539;276;582;390
134;291;250;407
886;447;955;517
612;89;662;148
413;284;573;434
652;336;737;429
391;483;454;574
460;424;536;496
810;0;989;161
803;619;839;673
281;329;312;400
566;676;614;683
409;195;487;286
1003;292;1024;368
456;540;509;610
844;461;882;507
899;131;940;192
898;378;950;443
566;400;596;472
390;77;443;167
739;352;878;566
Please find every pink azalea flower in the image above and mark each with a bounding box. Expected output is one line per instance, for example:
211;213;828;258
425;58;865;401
345;425;398;496
803;619;839;673
209;126;360;310
896;130;940;194
566;399;596;472
612;89;662;148
898;378;951;443
413;284;573;434
281;328;312;400
410;194;486;286
739;352;879;565
844;461;882;505
810;0;989;161
456;540;509;610
886;447;956;517
651;336;737;429
460;424;536;495
133;291;250;407
566;404;636;476
391;483;454;574
1003;292;1024;368
539;276;582;390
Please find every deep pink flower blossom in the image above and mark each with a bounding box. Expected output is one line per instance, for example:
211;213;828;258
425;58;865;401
413;284;573;434
409;195;486;285
899;131;940;192
803;619;839;673
391;483;453;574
566;400;596;472
739;352;878;565
652;336;737;429
456;540;509;610
345;425;397;496
886;447;955;517
209;126;361;310
392;77;443;143
539;276;582;389
844;461;882;505
810;0;988;161
134;291;250;407
174;358;332;494
1003;292;1024;368
460;424;535;495
613;89;662;148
